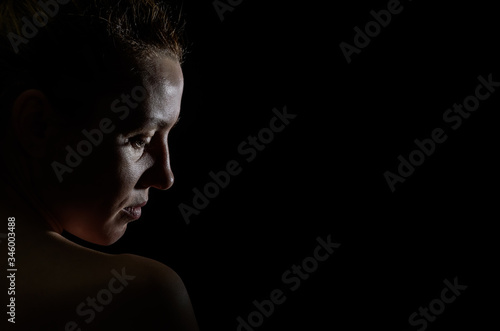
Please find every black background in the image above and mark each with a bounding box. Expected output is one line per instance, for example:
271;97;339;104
65;0;497;330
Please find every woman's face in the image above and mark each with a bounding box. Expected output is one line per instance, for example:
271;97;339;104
42;55;184;245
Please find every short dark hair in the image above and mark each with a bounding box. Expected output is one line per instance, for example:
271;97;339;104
0;0;185;127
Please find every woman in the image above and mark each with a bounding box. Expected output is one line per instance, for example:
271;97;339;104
0;0;199;329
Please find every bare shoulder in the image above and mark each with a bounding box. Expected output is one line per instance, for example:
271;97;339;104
15;233;199;330
115;253;182;284
101;253;200;331
112;253;193;303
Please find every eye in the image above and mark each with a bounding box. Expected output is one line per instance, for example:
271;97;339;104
128;135;152;150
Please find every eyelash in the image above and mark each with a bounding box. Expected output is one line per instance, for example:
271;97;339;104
129;136;151;150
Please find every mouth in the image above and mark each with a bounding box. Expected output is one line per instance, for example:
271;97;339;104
122;201;147;220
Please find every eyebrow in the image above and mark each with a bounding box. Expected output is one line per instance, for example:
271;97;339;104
173;117;181;127
143;117;169;129
121;115;181;133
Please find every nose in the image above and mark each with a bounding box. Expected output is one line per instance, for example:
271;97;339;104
140;139;175;191
153;160;175;190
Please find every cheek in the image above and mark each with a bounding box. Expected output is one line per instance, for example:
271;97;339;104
112;148;152;191
49;139;150;214
64;146;138;203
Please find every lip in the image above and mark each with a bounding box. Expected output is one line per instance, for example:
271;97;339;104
122;201;147;220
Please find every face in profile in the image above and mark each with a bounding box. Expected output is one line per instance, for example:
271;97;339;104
38;56;184;245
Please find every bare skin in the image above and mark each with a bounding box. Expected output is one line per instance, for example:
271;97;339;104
0;55;199;330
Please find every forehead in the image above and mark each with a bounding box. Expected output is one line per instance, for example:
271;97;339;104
133;56;184;127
